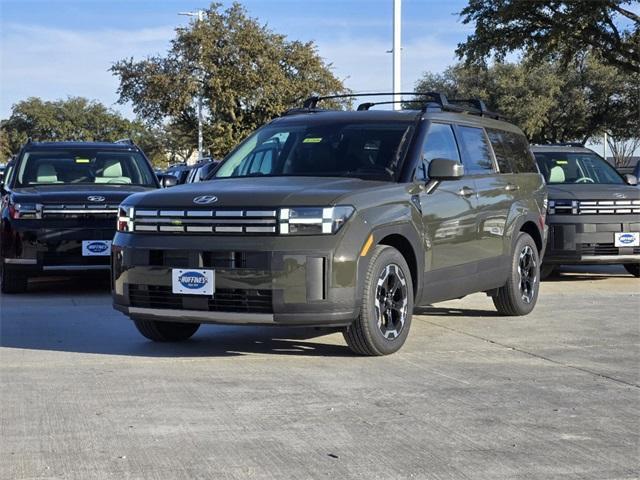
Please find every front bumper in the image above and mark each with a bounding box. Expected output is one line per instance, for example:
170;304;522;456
111;231;366;327
543;215;640;265
1;219;114;274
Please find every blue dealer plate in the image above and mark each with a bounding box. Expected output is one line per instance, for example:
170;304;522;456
614;232;640;247
172;269;215;295
82;240;112;256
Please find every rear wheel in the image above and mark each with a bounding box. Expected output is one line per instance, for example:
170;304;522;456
624;264;640;278
493;232;540;316
133;318;200;342
343;245;414;356
1;266;28;294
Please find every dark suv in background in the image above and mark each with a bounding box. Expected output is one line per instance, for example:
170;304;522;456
532;144;640;277
0;139;169;293
112;93;547;355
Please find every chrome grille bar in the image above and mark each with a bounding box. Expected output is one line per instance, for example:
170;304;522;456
132;209;278;234
550;199;640;215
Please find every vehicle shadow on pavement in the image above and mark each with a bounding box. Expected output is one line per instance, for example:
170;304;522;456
1;274;353;358
414;306;501;318
543;264;631;283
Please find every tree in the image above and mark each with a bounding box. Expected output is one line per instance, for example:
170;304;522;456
606;136;640;167
457;0;640;73
414;52;639;144
0;96;166;165
110;2;347;159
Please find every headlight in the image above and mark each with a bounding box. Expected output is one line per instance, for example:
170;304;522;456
548;200;577;215
9;202;40;219
279;206;354;235
117;205;134;232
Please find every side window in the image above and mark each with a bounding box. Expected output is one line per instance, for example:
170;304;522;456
415;123;460;181
457;126;495;174
485;129;514;174
502;132;538;173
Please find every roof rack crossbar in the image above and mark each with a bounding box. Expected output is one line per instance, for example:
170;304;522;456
303;92;448;109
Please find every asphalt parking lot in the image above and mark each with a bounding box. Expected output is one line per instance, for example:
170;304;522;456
1;265;638;480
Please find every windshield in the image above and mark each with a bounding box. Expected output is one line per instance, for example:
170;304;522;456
214;122;414;181
14;149;156;187
534;151;624;185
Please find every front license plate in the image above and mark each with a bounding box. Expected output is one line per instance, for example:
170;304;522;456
615;232;640;248
172;269;215;295
82;240;112;256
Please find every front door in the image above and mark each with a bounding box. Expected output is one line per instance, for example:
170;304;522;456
416;123;478;284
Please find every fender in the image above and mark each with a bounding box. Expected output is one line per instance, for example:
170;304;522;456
354;220;424;307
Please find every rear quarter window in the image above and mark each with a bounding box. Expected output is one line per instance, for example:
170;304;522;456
486;129;538;174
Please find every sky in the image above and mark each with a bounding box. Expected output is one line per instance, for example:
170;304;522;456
0;0;471;119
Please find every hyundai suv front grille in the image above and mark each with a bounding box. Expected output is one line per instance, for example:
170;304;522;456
132;209;278;234
549;199;640;215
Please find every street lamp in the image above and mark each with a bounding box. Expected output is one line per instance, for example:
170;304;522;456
392;0;401;110
178;10;205;163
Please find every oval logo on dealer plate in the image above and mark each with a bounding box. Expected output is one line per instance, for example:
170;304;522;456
193;195;218;205
178;271;209;289
87;241;109;253
619;233;635;245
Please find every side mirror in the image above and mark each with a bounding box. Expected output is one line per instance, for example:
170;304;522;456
624;174;638;186
160;174;178;188
428;158;465;181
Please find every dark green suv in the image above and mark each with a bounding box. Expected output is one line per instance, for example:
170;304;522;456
112;93;547;355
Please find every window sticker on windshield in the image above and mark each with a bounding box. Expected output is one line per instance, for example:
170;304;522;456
554;160;568;165
75;157;91;163
303;137;323;143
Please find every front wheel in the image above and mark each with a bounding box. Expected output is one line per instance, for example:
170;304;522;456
493;232;540;316
133;318;200;342
343;245;414;356
624;264;640;278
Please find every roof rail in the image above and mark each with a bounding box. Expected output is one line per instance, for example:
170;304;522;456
114;138;134;145
297;92;504;120
533;142;585;147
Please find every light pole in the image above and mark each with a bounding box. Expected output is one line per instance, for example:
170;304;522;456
179;10;205;163
392;0;402;110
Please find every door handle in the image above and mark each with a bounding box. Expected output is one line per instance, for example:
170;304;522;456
505;183;520;192
457;186;475;197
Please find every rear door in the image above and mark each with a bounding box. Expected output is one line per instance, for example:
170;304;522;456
456;125;512;265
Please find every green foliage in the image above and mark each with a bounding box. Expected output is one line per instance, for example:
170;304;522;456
414;53;639;144
110;2;348;158
0;96;167;166
457;0;640;73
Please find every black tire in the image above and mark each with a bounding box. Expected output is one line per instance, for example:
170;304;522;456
623;264;640;278
133;318;200;342
1;266;28;294
493;232;540;316
540;264;556;281
343;245;414;356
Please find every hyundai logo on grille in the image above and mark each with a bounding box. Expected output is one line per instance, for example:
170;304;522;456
87;195;106;202
178;271;208;289
613;193;627;199
193;195;218;204
86;241;109;253
618;233;635;245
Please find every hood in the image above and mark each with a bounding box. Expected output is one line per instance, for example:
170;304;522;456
11;184;155;205
547;183;640;201
125;176;390;208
